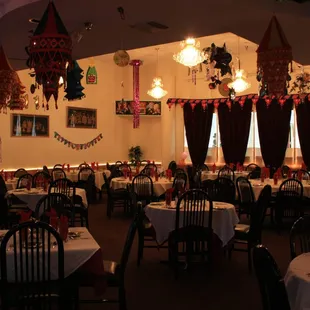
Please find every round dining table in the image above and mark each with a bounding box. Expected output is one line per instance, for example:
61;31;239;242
285;253;310;310
111;177;173;196
144;201;239;246
201;171;248;181
66;170;111;189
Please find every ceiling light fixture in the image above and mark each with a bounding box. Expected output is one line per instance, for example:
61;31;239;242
228;66;251;93
147;48;167;99
173;38;206;67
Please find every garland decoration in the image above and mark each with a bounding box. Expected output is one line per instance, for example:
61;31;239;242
54;132;103;150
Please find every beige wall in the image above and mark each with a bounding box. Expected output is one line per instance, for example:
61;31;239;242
0;40;302;170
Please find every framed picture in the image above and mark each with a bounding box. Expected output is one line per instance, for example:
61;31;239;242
67;107;97;129
115;100;161;115
11;114;49;137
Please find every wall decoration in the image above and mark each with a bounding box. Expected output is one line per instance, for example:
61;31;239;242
67;107;97;129
86;66;97;84
11;114;49;137
116;100;161;115
64;60;85;101
114;50;130;67
54;132;103;150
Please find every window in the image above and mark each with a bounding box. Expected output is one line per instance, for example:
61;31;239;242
184;108;302;166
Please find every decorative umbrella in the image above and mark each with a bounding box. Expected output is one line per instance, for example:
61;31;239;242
26;0;72;109
64;60;85;101
0;46;26;112
257;16;292;98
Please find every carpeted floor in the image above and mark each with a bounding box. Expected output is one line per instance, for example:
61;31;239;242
82;197;291;310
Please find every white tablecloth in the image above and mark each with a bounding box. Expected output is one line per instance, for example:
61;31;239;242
0;227;100;281
111;177;173;196
250;179;310;200
6;187;88;210
201;171;248;181
5;179;18;191
67;170;110;189
284;253;310;310
145;201;239;245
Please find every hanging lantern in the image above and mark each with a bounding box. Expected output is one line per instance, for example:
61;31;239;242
257;16;292;98
26;1;72;109
64;60;85;101
0;46;26;112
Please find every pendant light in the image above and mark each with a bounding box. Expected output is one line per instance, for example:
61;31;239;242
147;48;167;99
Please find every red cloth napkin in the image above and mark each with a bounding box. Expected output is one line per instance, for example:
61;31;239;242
91;162;95;170
302;162;307;170
129;171;132;181
273;172;278;185
26;179;31;190
136;166;140;175
155;172;159;181
150;167;155;178
152;161;155;165
147;160;150;164
212;163;216;173
298;170;302;181
62;163;65;169
59;215;68;241
67;164;70;172
19;210;32;223
261;170;265;183
165;188;173;206
96;162;99;171
46;208;58;230
167;169;172;181
124;161;128;165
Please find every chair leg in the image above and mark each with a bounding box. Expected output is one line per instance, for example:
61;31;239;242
247;243;252;272
119;287;127;310
137;232;144;266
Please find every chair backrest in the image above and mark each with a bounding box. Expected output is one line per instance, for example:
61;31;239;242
115;160;123;166
78;162;90;169
109;167;124;179
51;168;67;181
78;167;95;181
212;177;236;204
14;168;27;178
49;178;75;198
168;161;177;175
245;163;260;172
0;221;64;307
249;185;272;242
119;215;138;283
175;189;212;231
281;165;290;178
35;193;73;222
32;171;51;188
173;171;187;187
16;173;33;189
293;169;310;180
42;165;50;175
53;164;63;169
236;176;255;204
290;215;310;260
132;174;153;199
141;163;157;176
253;245;290;310
218;166;235;181
118;164;132;173
279;178;303;197
247;168;261;179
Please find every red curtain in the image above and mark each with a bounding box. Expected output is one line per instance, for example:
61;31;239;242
183;102;214;168
256;98;292;168
296;98;310;168
218;99;252;165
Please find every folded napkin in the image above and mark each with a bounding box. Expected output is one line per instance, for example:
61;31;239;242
46;208;58;229
62;163;66;169
59;215;68;241
67;164;70;172
212;163;216;173
19;210;32;223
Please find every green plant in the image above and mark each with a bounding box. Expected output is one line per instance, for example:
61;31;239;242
128;146;143;165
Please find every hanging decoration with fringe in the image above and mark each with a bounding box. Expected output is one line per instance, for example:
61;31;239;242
54;132;103;150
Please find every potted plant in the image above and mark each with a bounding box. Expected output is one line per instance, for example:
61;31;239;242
128;146;143;165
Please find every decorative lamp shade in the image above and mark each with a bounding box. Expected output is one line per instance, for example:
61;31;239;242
257;16;292;97
0;46;26;112
114;50;130;67
27;1;72;108
64;60;85;101
86;66;97;84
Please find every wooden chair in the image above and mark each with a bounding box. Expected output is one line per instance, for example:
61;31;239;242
16;173;33;189
14;168;27;178
236;176;255;217
32;171;51;188
253;245;290;310
51;168;67;181
218;165;235;181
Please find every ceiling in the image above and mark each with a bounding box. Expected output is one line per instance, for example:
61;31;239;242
1;0;310;70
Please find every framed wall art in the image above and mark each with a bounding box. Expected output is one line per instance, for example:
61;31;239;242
11;114;49;137
115;100;161;115
67;107;97;129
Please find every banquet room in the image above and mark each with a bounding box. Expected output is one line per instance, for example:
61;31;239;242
1;0;310;309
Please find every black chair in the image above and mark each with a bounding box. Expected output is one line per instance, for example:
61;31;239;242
245;163;260;172
247;168;261;179
118;164;132;173
109;167;124;181
32;171;51;188
16;173;33;189
290;215;310;260
218;165;235;181
131;174;154;204
53;164;63;169
236;176;255;217
293;169;310;180
168;161;177;176
80;214;138;310
229;185;272;271
78;162;90;169
115;161;123;166
35;193;74;225
104;173;130;218
0;221;70;310
168;189;213;279
172;173;187;198
281;165;291;178
141;163;157;177
51;168;67;181
77;167;96;203
43;165;50;175
253;245;290;310
14;168;27;178
275;178;303;229
212;177;236;204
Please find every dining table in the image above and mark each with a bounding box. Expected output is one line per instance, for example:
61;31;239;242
201;171;248;181
250;179;310;200
111;176;174;196
144;200;239;246
0;227;106;295
285;252;310;310
5;187;88;211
